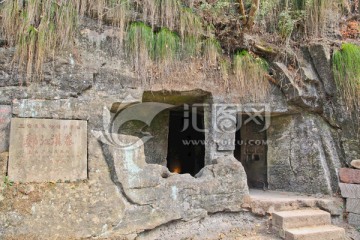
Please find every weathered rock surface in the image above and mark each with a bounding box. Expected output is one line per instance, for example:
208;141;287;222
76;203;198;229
351;160;360;169
0;152;8;189
308;44;336;96
97;134;249;236
0;48;22;87
0;105;11;153
246;189;343;217
267;114;342;194
137;212;279;240
339;168;360;184
272;43;335;113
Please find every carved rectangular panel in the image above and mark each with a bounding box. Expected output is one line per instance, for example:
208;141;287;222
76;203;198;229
8;118;87;182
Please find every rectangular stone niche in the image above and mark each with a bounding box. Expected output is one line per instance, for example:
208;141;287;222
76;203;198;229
8;118;88;183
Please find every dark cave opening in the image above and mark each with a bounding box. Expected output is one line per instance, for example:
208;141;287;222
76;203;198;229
166;107;205;177
234;115;268;189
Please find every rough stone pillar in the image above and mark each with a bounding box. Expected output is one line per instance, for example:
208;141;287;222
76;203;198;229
205;101;237;165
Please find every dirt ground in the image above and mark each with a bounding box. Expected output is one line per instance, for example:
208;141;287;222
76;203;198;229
1;184;360;240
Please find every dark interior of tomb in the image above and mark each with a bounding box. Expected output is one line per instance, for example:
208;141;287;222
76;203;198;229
234;115;268;189
166;106;205;176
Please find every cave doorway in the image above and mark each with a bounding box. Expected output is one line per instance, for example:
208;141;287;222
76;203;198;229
166;106;205;176
234;115;268;189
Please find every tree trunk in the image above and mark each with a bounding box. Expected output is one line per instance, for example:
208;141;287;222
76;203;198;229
246;0;260;29
238;0;247;25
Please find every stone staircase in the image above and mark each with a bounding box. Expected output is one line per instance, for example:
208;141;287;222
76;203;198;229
272;209;346;240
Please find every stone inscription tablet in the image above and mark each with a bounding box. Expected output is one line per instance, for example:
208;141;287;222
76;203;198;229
8;118;87;182
0;105;11;153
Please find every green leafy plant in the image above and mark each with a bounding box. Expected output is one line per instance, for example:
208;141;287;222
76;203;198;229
278;11;296;40
3;176;14;188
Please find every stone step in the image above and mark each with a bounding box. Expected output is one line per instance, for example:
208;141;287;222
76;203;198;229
273;209;331;229
284;225;346;240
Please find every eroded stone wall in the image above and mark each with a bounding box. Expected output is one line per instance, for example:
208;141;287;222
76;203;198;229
267;114;343;194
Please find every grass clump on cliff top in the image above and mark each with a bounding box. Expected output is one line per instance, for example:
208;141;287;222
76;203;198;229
233;50;270;101
333;43;360;111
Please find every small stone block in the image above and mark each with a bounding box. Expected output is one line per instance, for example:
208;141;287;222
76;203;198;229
339;168;360;184
348;213;360;227
351;160;360;170
339;183;360;198
346;199;360;215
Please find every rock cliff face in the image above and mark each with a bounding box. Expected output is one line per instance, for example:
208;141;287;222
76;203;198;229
0;18;358;239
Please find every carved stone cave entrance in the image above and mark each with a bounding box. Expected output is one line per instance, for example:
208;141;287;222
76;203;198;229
166;106;205;176
141;90;211;176
234;114;268;189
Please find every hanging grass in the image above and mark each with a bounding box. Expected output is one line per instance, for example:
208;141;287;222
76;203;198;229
258;0;340;38
141;0;181;30
156;0;181;30
0;1;127;81
181;36;202;58
290;0;340;37
203;38;221;66
180;7;203;38
1;0;207;82
333;43;360;111
233;50;270;101
125;22;155;79
126;22;155;57
105;0;132;47
155;28;180;62
219;57;231;90
1;0;80;82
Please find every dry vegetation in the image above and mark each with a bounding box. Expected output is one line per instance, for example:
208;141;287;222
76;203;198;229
0;0;359;103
